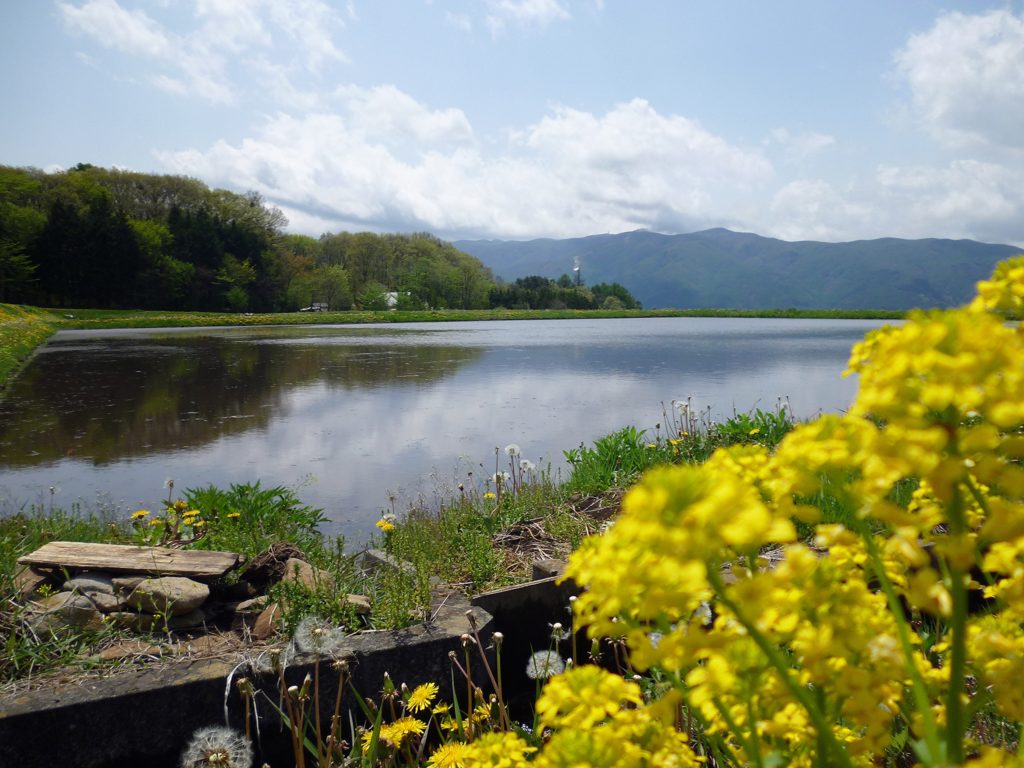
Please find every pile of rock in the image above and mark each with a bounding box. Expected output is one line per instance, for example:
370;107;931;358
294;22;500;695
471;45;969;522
16;544;373;644
24;573;212;636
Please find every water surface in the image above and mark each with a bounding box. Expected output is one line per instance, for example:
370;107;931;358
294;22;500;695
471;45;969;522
0;317;884;542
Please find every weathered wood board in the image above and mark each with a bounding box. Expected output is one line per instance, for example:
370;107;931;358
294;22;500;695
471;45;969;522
17;541;242;579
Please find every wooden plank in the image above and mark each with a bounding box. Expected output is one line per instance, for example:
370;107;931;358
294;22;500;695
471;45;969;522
17;542;242;579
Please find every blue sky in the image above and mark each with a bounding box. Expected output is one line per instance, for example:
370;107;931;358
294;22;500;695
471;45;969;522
2;1;1023;245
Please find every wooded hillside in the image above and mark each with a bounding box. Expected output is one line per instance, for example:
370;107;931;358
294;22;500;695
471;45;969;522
0;164;496;312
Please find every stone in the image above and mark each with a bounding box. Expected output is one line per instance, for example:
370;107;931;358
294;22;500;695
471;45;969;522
105;608;206;633
251;602;281;641
346;594;371;615
125;577;209;616
112;575;146;593
282;557;325;589
86;591;127;613
14;565;54;599
234;595;269;613
64;572;115;595
28;592;105;634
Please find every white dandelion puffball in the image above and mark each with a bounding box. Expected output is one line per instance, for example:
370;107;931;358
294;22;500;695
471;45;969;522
180;726;253;768
525;650;565;680
504;443;521;457
292;615;342;655
520;459;536;473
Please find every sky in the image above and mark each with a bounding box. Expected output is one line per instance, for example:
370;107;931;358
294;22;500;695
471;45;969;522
1;1;1023;245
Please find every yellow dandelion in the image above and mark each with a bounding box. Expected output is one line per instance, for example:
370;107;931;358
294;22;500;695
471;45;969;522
428;741;468;768
432;702;451;716
375;519;395;532
131;509;150;520
380;717;426;747
406;682;438;713
749;427;761;436
483;491;496;500
227;511;241;519
148;519;162;527
439;716;460;733
193;519;206;527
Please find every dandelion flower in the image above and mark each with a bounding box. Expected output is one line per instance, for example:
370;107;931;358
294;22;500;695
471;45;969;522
376;518;395;532
180;726;253;768
406;682;439;712
227;512;240;519
483;491;496;500
504;443;521;456
520;459;536;473
131;509;149;520
380;716;426;746
525;650;565;680
148;519;162;527
428;741;469;768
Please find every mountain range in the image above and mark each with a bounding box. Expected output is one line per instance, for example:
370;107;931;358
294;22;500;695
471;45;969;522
454;229;1022;310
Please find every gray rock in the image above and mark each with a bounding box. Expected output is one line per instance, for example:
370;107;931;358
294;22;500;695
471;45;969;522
105;609;205;633
65;572;116;595
28;593;105;635
86;591;127;613
125;577;209;616
112;575;146;593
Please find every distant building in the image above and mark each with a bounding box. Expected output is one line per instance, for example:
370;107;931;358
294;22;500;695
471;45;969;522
385;292;399;309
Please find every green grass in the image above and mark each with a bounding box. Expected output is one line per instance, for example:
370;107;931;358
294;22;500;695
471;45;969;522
0;304;58;387
51;305;903;330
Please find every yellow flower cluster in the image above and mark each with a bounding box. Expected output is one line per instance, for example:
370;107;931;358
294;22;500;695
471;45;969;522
550;256;1024;767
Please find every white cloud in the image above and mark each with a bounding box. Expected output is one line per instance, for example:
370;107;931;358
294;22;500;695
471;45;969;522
486;0;570;34
157;92;773;238
58;0;347;104
895;9;1024;150
761;160;1024;247
875;159;1023;242
59;0;171;57
767;128;835;160
767;179;870;242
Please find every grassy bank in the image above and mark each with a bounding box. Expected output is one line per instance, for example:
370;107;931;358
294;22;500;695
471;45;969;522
54;305;904;330
0;406;795;685
0;304;58;388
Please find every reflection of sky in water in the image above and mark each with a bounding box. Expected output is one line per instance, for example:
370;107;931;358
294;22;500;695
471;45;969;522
0;317;887;543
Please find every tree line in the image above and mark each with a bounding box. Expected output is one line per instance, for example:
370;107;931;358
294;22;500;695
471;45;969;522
0;164;637;313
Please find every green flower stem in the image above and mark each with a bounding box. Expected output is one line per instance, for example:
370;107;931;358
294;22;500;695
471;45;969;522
858;526;943;765
707;569;855;768
945;486;969;765
711;693;764;768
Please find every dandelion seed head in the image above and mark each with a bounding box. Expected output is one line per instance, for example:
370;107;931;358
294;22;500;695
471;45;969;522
292;616;340;654
504;443;521;456
525;650;564;680
180;726;253;768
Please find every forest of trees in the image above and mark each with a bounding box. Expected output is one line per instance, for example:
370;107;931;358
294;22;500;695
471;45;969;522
489;275;641;310
0;164;637;313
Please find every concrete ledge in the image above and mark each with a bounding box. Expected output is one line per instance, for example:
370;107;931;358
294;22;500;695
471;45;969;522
0;605;493;768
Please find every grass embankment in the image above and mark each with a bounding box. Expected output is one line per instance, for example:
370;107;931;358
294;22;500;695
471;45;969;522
55;305;903;330
0;405;798;686
0;304;58;387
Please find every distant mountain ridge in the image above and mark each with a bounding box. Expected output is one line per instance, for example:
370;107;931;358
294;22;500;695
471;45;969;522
454;229;1021;310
